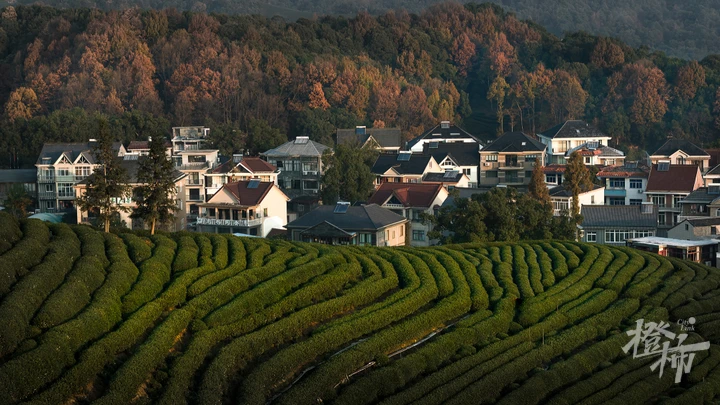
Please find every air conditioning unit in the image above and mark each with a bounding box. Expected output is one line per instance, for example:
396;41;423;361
637;189;643;194
483;162;491;167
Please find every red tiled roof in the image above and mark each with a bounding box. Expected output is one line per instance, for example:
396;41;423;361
240;157;277;173
219;181;274;206
645;164;701;193
368;183;444;208
543;164;567;173
597;164;650;178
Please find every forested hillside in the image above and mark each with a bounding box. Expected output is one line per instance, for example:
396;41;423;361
1;3;720;168
1;0;718;59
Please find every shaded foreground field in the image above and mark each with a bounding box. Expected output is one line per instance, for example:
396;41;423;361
0;212;719;404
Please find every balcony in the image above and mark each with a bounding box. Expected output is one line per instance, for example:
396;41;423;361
186;193;204;202
498;161;524;170
57;192;76;200
38;191;57;200
38;175;55;183
176;162;210;171
197;217;262;227
186;178;204;186
383;203;405;209
604;189;627;197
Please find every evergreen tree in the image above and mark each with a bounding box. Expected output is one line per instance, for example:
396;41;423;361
528;161;551;206
76;118;130;232
131;133;179;235
563;151;594;237
3;183;32;219
320;143;378;204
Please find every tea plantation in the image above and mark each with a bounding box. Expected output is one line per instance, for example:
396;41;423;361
0;212;719;404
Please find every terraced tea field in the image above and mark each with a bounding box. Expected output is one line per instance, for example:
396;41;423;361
0;212;719;404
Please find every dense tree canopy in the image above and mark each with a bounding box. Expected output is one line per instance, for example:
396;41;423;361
1;4;720;168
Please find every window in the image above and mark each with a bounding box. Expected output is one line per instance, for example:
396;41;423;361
584;157;591;164
526;155;537;163
75;166;91;179
673;213;679;225
629;179;643;189
605;159;616;165
525;171;533;179
553;200;569;212
586;232;597;242
44;184;54;192
302;162;318;172
303;180;319;190
486;154;498;162
358;233;372;245
263;208;268;216
677;156;686;165
685;224;689;231
609;178;626;188
546;174;557;183
609;197;625;205
386;230;390;240
400;226;404;236
463;168;472;175
208;208;216;217
672;195;684;208
629;199;643;205
486;171;498;178
57;183;74;198
591;196;595;204
605;230;630;243
412;230;425;241
713;227;717;236
658;213;666;225
392;231;396;239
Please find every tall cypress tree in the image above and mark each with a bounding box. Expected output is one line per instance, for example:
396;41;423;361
528;161;551;208
131;132;179;235
76;118;130;232
563;151;593;223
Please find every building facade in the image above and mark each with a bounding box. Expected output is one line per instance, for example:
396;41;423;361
650;139;710;172
261;137;330;199
371;152;443;185
197;180;289;236
549;184;605;216
406;121;483;153
336;126;402;152
479;132;546;186
645;163;703;233
537;120;612;165
596;162;650;206
580;204;657;245
423;142;480;187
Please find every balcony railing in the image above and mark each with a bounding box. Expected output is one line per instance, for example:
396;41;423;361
499;161;524;169
197;217;262;227
38;191;57;199
186;178;204;186
186;194;204;202
38;175;55;183
57;192;76;200
176;162;210;171
383;203;405;209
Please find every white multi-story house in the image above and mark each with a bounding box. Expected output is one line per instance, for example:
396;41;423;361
367;182;449;246
549;184;605;216
406;121;483;153
196;180;289;237
176;149;220;226
35;141;127;213
564;142;625;166
371;152;443;185
538;120;612;165
423;142;480;187
205;155;280;198
650;139;710;172
596;162;650;205
74;156;187;231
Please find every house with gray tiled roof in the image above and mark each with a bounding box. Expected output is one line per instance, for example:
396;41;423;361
538;120;612;165
336;126;401;152
286;202;408;246
479;131;545;187
406;121;483;153
650;138;710;172
422;142;480;187
35;141;127;213
371;152;443;185
261;136;331;199
579;204;657;245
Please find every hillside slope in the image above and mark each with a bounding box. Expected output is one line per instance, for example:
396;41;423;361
0;212;719;404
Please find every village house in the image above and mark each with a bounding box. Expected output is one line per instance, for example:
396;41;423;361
204;155;280;198
538;120;612;165
543;164;566;187
422;142;480;187
286;202;408;246
171;126;211;156
549;184;605;216
367;182;449;246
479;131;546;187
627;237;720;267
596;162;650;205
650;139;710;172
421;171;470;189
677;185;720;221
564;142;625;166
371;152;443;185
261;136;330;199
126;139;172;157
645;163;703;234
0;169;37;210
579;204;657;245
406;121;483;153
668;217;720;240
336;126;402;152
36;141;127;214
196;180;289;237
74;156;187;231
